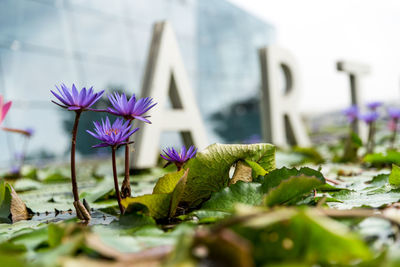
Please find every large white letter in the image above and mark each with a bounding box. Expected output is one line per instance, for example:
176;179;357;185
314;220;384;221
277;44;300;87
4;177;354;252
259;45;310;147
133;21;208;168
337;61;370;139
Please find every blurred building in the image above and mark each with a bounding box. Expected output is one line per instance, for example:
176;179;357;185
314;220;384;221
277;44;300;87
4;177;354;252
0;0;275;167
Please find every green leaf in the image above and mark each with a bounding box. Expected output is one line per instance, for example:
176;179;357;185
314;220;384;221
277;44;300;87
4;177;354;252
244;159;267;178
389;164;400;186
264;175;325;206
364;150;400;167
0;180;12;223
232;207;372;265
121;194;171;219
261;167;325;193
169;169;189;217
80;178;114;203
153;169;186;194
182;143;275;206
201;181;264;212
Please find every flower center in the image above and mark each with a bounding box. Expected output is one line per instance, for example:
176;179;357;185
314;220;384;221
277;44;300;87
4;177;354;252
105;128;120;136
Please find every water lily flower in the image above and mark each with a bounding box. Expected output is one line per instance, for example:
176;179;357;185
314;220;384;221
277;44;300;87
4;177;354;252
342;105;359;122
388;107;400;120
87;117;139;214
87;117;139;148
107;92;156;198
0;95;12;125
161;145;197;170
51;83;104;111
360;111;379;154
366;101;382;110
359;111;379;124
107;92;156;123
50;84;104;221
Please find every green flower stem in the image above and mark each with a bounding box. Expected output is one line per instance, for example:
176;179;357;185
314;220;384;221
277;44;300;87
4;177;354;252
112;146;125;214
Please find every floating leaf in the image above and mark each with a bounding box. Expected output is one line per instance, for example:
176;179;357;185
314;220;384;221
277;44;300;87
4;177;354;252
364;150;400;167
169;169;189;217
153;169;186;194
232;207;372;266
0;181;30;223
264;175;325;206
261;167;325;193
182;143;275;206
389;164;400;186
121;194;171;219
202;182;263;212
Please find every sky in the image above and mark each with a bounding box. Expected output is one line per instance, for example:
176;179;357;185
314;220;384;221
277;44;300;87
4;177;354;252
228;0;400;113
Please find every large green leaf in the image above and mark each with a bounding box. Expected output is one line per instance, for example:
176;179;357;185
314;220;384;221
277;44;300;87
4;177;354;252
121;194;171;219
389;164;400;186
201;181;264;212
232;207;372;266
264;175;325;206
364;150;400;167
182;143;275;206
261;167;325;193
153;169;186;194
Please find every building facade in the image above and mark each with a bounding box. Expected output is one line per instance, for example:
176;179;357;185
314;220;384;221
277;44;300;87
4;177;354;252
0;0;275;167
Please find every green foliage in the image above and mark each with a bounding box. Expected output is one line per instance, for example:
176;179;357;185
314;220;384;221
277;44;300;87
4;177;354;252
389;164;400;186
292;146;325;164
123;143;275;218
201;181;264;212
182;143;275;206
364;150;400;167
264;175;325;206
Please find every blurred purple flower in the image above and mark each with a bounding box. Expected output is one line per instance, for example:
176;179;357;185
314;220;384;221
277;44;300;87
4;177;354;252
161;145;197;169
107;92;156;123
25;127;34;137
342;105;359;122
51;84;104;111
366;101;382;110
388;107;400;120
10;166;20;175
243;134;262;144
87;117;139;148
359;111;379;124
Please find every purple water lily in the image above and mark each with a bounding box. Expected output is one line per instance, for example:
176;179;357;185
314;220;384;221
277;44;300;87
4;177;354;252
50;84;104;221
51;84;104;111
360;111;379;154
366;101;382;110
87;117;139;148
107;92;156;123
87;117;139;215
388;107;400;120
107;92;156;199
359;111;379;124
161;145;197;170
342;105;359;122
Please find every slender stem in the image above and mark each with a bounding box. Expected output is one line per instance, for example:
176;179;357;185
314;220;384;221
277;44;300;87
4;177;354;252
1;127;31;136
112;146;124;214
121;118;134;198
390;119;398;149
367;122;375;154
71;111;81;202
